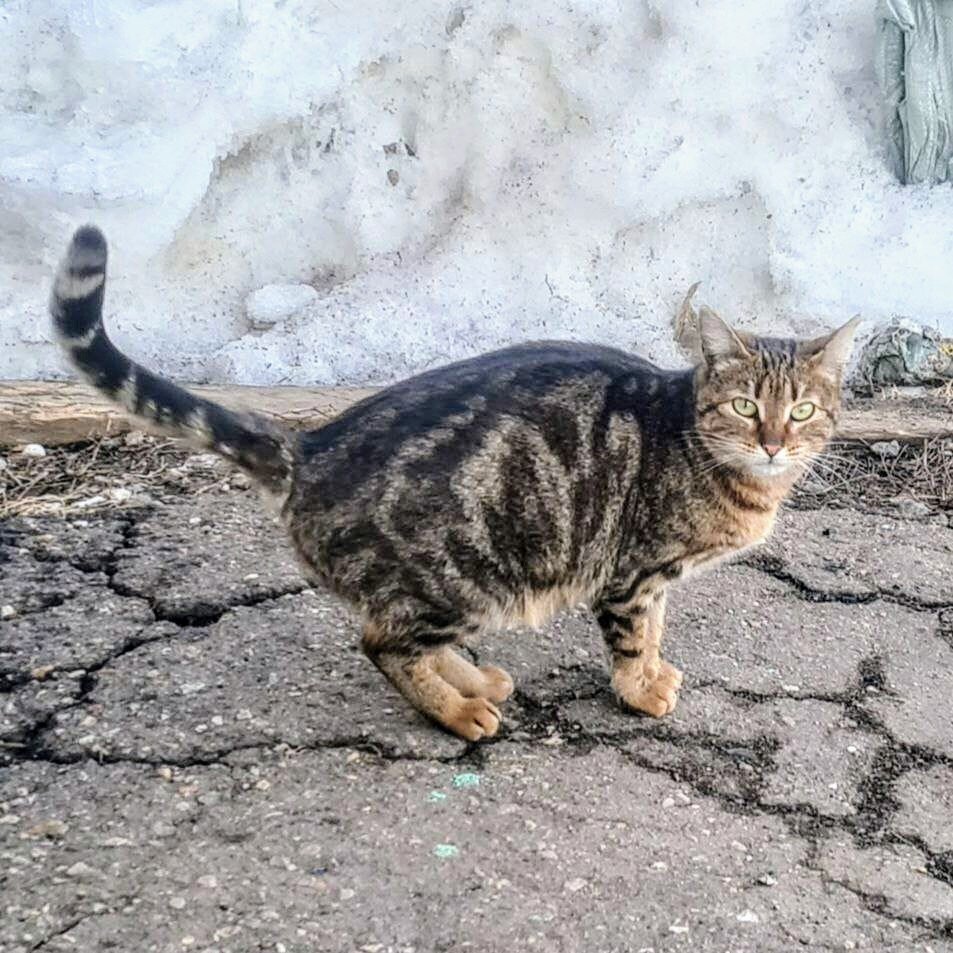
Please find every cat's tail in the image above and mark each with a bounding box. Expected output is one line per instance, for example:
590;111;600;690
49;225;294;497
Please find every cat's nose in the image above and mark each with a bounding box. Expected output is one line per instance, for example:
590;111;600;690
763;442;783;458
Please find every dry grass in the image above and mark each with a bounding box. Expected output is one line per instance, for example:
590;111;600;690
0;434;233;519
793;437;953;511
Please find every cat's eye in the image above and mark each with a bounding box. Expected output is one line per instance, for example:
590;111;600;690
731;397;758;418
790;401;816;422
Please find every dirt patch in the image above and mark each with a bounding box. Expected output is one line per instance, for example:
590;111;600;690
0;435;237;519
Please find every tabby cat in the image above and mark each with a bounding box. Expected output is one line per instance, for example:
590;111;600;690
50;226;859;741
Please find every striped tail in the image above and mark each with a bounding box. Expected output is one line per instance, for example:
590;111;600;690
50;225;294;497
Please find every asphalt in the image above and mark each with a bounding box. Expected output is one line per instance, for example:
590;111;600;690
2;466;953;952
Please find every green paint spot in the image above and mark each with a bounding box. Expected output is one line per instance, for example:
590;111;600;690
427;791;447;803
433;844;459;859
452;772;480;789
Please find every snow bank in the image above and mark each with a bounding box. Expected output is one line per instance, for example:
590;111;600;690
2;0;953;386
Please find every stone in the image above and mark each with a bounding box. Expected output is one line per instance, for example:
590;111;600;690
245;284;319;330
26;819;67;839
869;440;901;458
895;498;932;519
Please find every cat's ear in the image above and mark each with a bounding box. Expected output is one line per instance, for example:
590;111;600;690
800;316;862;377
673;282;703;362
697;306;752;365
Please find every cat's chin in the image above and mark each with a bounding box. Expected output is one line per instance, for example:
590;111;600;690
744;460;794;480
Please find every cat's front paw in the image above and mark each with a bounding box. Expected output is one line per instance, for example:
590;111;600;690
614;661;683;718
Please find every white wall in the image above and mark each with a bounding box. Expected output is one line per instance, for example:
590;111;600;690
2;0;952;386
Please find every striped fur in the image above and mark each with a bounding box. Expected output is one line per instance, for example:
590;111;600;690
50;226;294;497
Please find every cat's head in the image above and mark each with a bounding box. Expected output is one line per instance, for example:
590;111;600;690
692;307;860;481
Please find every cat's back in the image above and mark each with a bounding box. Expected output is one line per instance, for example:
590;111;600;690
296;340;664;483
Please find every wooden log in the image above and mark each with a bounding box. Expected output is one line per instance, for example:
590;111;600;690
0;380;374;447
834;394;953;443
0;379;951;448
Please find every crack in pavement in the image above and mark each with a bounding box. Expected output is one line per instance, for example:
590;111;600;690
10;734;474;771
5;495;953;946
5;507;310;630
496;652;953;936
99;512;310;626
939;610;953;651
742;553;953;613
24;894;137;953
7;679;952;938
11;554;952;915
811;861;953;942
2;509;313;757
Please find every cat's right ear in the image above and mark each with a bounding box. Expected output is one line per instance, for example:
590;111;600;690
697;306;751;365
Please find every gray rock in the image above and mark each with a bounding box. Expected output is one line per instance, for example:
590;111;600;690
869;440;901;458
894;497;932;519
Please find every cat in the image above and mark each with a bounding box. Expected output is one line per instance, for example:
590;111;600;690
50;226;860;741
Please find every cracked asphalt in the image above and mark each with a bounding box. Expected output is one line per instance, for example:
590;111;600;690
2;458;953;952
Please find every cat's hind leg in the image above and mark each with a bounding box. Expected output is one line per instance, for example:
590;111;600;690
361;623;503;741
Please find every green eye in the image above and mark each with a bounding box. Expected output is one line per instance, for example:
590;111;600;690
731;397;758;418
791;401;816;422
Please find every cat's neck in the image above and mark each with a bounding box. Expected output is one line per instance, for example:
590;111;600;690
712;467;794;514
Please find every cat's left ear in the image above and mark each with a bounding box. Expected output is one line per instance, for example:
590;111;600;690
800;316;862;377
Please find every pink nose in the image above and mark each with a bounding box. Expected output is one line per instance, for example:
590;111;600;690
763;442;783;458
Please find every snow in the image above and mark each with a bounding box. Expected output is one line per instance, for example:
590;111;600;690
2;0;953;387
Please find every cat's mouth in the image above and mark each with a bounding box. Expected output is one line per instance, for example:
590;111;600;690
745;452;794;479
